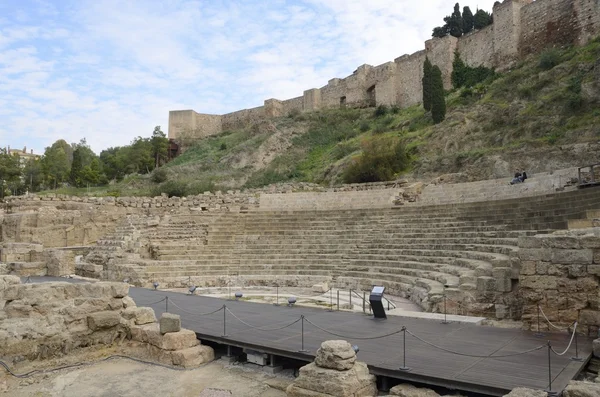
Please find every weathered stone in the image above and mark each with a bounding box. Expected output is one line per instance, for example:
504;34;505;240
171;345;215;368
160;313;181;334
519;249;551;262
122;296;136;308
563;381;600;397
389;383;440;396
593;339;600;359
551;249;593;265
312;283;329;293
160;329;199;351
519;237;543;249
314;340;356;370
520;261;537;276
503;388;547;397
133;307;156;325
520;276;557;290
286;361;376;397
87;311;121;331
541;236;580;249
110;282;129;298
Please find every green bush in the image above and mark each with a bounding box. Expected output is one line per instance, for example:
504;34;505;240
391;105;400;114
538;49;561;70
153;180;188;197
151;168;168;183
219;142;227;151
359;121;370;132
343;137;409;183
374;105;389;117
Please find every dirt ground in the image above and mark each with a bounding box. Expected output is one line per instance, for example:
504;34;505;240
0;353;292;397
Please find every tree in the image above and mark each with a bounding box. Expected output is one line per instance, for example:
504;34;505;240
22;158;43;192
462;6;474;34
474;9;492;30
432;26;448;38
150;126;169;169
431;65;446;124
451;51;468;89
0;149;21;198
42;140;71;189
422;57;433;111
445;3;463;38
70;138;98;187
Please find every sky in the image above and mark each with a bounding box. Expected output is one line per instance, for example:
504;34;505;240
0;0;499;155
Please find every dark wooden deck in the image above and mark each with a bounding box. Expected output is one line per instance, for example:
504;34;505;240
130;288;593;396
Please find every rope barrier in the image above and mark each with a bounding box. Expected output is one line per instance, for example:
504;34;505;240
538;305;573;331
225;307;301;331
405;329;546;358
0;354;206;378
168;300;224;316
303;317;405;340
550;322;578;356
134;297;167;306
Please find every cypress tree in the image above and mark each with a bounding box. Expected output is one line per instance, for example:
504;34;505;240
462;6;474;34
446;3;463;38
431;66;446;124
451;51;467;89
422;57;433;111
474;9;492;30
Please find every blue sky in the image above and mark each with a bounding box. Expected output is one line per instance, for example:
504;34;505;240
0;0;498;155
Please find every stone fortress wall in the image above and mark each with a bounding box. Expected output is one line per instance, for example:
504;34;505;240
168;0;600;142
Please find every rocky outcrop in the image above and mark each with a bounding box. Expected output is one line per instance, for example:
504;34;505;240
562;381;600;397
389;383;440;397
286;340;376;397
503;388;547;397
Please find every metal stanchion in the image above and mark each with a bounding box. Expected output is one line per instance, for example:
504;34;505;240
399;327;410;371
362;293;366;313
545;341;558;397
328;289;333;312
274;285;280;306
222;305;228;337
298;315;308;352
165;296;169;313
337;290;340;311
572;315;583;362
441;295;449;324
349;289;352;308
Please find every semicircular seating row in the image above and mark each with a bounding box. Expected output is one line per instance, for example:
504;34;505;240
87;186;600;313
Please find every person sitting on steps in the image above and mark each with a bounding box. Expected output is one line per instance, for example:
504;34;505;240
510;169;528;185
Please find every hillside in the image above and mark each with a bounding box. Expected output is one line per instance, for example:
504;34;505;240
74;39;600;197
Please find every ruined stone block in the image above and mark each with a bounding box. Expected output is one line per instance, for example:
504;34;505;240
160;313;181;334
519;249;551;262
87;311;121;331
551;249;593;264
161;329;199;351
171;345;215;368
133;307;156;325
519;236;543;249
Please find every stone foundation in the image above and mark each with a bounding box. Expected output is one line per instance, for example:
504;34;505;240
518;229;600;335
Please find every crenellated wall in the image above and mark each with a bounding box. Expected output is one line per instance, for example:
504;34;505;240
169;0;600;144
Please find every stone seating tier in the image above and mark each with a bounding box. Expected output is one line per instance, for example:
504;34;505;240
85;186;600;318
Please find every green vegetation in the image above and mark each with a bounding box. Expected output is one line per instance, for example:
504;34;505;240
430;65;446;124
451;51;496;89
422;57;433;112
432;3;491;38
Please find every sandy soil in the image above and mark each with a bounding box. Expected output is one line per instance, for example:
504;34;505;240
1;354;291;397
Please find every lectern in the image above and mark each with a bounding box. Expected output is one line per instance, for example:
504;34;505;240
369;286;387;319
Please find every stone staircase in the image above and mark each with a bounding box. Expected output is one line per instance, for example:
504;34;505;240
90;185;600;316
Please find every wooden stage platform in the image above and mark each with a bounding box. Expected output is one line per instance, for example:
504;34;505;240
130;288;593;396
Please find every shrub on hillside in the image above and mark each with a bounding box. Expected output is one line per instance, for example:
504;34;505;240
538;49;561;70
151;168;168;183
343;137;408;183
374;105;389;117
152;180;188;197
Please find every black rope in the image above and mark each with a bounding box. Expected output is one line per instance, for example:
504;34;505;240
303;317;405;340
0;354;210;379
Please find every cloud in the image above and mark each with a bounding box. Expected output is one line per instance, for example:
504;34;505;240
0;0;500;155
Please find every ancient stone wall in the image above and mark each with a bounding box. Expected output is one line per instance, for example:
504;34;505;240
518;229;600;335
169;0;600;141
168;110;222;143
457;25;495;68
394;51;427;108
0;277;132;362
258;189;403;211
221;106;265;131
